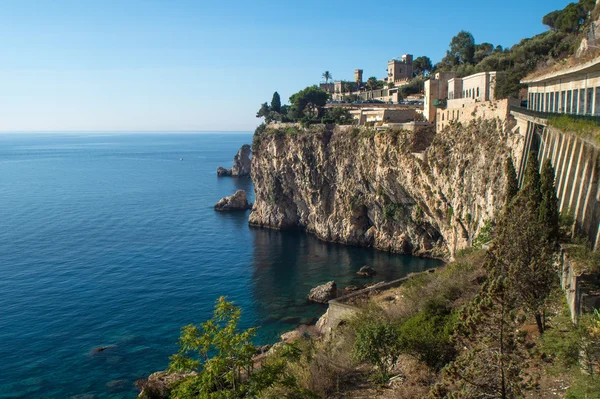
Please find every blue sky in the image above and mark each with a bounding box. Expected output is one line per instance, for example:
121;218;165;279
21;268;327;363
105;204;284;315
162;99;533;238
0;0;570;132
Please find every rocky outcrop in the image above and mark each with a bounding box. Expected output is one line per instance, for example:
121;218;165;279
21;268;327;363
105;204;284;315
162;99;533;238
250;122;523;259
217;144;252;177
356;266;376;277
136;371;196;399
308;281;337;303
214;190;253;211
217;166;232;177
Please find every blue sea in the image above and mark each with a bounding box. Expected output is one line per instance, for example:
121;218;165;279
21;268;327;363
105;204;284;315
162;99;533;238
0;133;441;398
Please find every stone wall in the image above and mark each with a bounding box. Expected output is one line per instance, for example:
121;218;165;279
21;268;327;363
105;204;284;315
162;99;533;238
437;98;520;132
560;248;600;322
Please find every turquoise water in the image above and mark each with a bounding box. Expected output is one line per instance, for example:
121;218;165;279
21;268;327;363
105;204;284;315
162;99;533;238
0;133;442;398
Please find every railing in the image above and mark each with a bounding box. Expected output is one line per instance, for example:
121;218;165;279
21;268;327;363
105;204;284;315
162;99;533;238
509;105;600;126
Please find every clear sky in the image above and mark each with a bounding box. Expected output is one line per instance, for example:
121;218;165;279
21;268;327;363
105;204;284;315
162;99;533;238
0;0;570;132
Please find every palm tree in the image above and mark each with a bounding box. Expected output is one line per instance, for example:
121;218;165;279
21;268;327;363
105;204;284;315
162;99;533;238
322;71;332;85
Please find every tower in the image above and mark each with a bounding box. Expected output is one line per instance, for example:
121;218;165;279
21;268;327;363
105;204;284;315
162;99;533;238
354;69;363;86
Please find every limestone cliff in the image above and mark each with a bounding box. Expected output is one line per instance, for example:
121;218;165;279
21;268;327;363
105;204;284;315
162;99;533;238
249;121;523;259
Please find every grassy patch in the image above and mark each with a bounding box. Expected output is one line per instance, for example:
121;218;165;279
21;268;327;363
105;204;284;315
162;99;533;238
548;115;600;144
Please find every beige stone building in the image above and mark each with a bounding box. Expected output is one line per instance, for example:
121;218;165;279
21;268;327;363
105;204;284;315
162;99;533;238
425;71;506;129
387;54;414;86
523;55;600;116
348;107;418;125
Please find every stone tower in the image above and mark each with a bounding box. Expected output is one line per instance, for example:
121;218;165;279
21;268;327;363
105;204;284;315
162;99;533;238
354;69;363;86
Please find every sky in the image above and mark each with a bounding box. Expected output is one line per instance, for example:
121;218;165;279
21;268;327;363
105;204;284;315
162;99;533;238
0;0;571;132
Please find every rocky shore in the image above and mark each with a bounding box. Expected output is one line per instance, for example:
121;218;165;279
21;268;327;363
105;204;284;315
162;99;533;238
217;144;252;177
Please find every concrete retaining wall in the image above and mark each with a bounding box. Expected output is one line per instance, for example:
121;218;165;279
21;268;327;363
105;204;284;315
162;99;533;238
560;248;600;322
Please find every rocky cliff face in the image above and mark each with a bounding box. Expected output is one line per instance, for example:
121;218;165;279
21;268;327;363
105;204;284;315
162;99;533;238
249;121;523;259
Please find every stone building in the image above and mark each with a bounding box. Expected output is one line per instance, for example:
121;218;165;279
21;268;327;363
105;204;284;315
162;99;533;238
387;54;413;86
523;55;600;116
424;71;506;129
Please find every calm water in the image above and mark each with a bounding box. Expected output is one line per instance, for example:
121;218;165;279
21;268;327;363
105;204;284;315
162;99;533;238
0;133;441;398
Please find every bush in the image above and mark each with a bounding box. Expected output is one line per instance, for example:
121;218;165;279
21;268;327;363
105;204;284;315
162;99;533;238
353;318;401;383
398;300;457;370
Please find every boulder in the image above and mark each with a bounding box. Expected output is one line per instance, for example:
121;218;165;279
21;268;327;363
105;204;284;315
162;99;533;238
307;281;337;303
216;144;251;177
217;166;232;177
214;190;253;211
136;371;196;399
356;265;376;277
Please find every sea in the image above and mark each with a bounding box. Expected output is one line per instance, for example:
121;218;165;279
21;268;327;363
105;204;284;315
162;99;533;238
0;132;442;398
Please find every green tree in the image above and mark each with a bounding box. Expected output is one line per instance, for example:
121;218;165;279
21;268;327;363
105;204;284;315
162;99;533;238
321;106;354;125
448;30;476;65
437;277;526;399
504;156;519;206
322;71;332;84
256;102;273;123
353;318;401;383
289;86;329;121
413;56;433;76
539;159;560;246
168;297;261;398
474;42;494;64
521;153;542;209
271;92;281;113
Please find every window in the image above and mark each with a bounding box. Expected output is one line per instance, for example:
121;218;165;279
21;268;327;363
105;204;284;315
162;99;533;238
587;88;594;115
546;93;550;112
477;87;480;97
574;89;579;114
561;91;566;113
554;92;559;112
579;89;586;115
541;93;544;112
566;91;572;113
549;92;554;112
595;87;600;115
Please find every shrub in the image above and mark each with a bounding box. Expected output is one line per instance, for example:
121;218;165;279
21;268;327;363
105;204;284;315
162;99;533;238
398;300;458;370
472;219;494;248
353;318;401;383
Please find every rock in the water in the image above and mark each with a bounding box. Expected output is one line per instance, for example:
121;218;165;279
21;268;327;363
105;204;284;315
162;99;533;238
216;144;251;177
356;265;376;277
344;285;359;293
307;281;337;303
217;166;232;177
214;190;253;211
231;144;252;177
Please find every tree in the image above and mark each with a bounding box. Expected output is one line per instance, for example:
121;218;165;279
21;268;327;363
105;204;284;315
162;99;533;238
521;153;542;209
437;276;526;399
321;106;354;125
271;92;281;113
413;56;433;76
504;157;519;206
539;159;560;246
474;42;494;64
448;30;476;65
289;86;329;120
322;71;332;84
256;102;273;123
168;297;260;398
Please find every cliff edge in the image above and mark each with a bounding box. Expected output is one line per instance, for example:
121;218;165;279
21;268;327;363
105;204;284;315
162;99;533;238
249;121;523;259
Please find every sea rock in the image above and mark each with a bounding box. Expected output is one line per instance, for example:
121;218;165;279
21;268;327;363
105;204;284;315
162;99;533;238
356;265;376;277
217;166;232;177
315;309;330;334
136;371;196;399
216;144;251;177
307;281;337;303
280;330;302;343
214;190;253;211
231;144;252;177
344;285;359;293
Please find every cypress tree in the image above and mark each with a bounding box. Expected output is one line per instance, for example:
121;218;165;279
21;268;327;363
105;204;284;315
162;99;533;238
521;152;542;209
539;159;560;245
271;92;281;113
504;157;518;206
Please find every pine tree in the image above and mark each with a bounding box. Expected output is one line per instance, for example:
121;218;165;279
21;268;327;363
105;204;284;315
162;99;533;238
539;159;560;246
271;92;281;113
521;153;542;209
504;156;519;206
437;275;526;398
